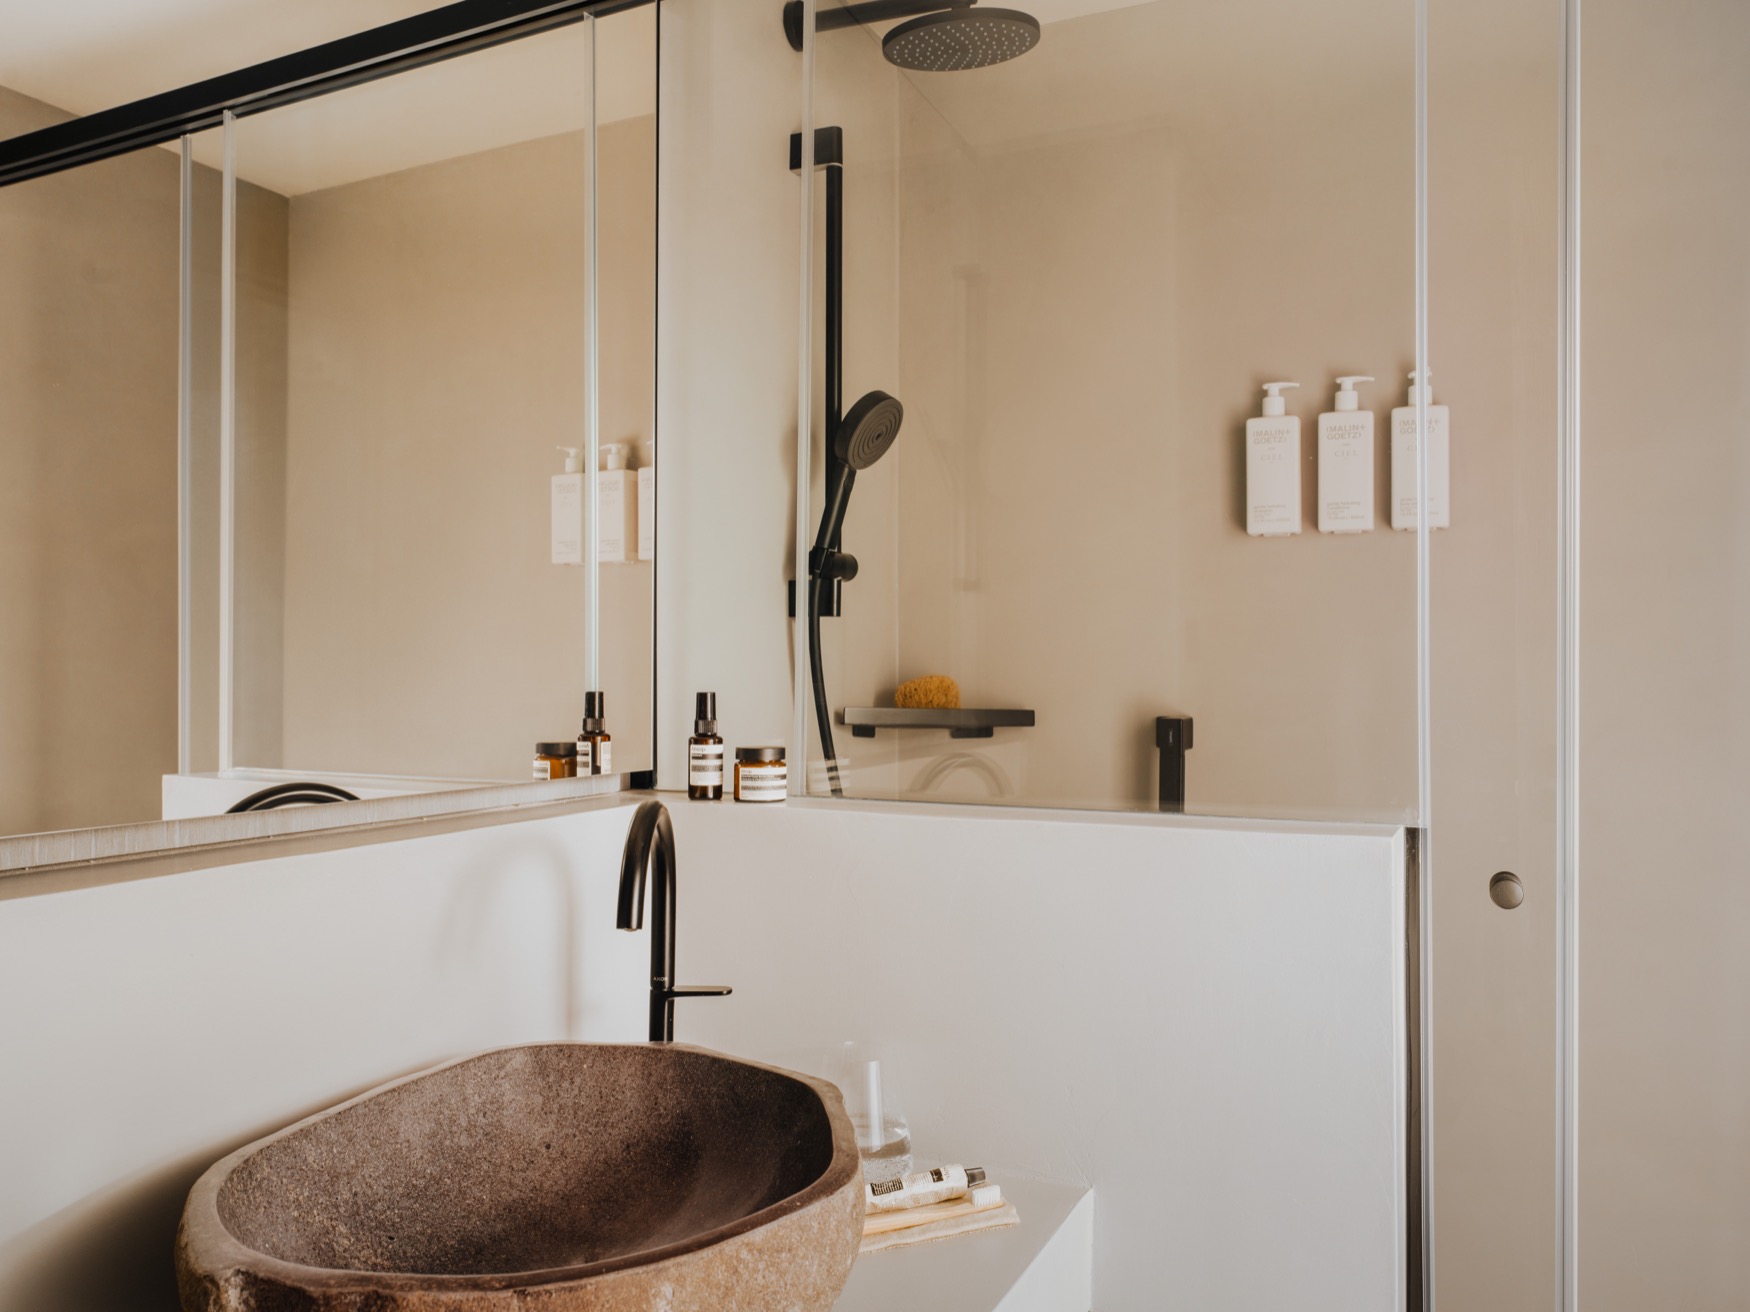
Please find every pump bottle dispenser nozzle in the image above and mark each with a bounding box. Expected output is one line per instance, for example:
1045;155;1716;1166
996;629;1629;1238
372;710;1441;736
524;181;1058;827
1260;381;1299;416
556;445;582;473
1333;376;1374;411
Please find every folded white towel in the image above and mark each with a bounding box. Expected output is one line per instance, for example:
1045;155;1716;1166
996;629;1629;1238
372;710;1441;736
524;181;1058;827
859;1195;1019;1254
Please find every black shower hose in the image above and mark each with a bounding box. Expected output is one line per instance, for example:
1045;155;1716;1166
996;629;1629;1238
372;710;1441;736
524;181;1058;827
807;574;844;799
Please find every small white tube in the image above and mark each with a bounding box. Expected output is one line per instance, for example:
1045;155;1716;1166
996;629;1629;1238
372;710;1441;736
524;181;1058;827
865;1164;987;1214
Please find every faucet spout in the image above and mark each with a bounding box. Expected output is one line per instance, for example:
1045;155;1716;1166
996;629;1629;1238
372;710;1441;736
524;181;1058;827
616;800;731;1042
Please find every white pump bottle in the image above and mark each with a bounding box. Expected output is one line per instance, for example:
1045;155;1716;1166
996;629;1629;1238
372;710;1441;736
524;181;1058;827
637;437;656;561
1246;381;1302;537
551;445;585;565
599;442;638;565
1318;375;1375;533
1390;370;1450;530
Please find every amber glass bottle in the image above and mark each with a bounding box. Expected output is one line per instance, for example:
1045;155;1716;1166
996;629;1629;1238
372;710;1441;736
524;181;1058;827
688;692;724;800
579;690;611;775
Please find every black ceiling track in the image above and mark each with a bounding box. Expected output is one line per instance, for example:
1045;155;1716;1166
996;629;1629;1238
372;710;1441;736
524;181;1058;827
0;0;652;190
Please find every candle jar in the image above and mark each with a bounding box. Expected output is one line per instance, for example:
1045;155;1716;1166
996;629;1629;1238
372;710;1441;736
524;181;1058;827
733;746;787;802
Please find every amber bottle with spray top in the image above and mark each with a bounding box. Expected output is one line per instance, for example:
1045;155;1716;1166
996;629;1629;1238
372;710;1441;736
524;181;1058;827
579;691;611;775
688;692;724;800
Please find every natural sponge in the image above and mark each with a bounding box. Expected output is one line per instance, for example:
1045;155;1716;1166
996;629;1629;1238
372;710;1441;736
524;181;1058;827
894;675;960;710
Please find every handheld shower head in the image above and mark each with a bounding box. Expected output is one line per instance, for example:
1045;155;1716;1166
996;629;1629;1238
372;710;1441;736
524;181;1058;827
837;390;904;469
813;390;903;576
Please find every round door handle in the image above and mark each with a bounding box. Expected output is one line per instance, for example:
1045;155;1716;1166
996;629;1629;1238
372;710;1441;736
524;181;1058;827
1489;871;1525;910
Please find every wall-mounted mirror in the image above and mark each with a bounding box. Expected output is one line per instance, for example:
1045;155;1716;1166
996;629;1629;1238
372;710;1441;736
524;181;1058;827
0;1;658;845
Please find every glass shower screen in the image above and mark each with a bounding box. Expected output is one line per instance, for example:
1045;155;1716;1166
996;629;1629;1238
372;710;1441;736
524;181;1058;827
795;0;1424;823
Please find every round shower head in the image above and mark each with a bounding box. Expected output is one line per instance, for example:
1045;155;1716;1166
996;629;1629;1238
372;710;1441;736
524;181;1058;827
837;390;904;469
883;7;1040;72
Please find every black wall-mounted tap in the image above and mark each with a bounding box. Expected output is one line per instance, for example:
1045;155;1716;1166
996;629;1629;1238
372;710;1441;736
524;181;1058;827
1157;714;1193;814
616;800;732;1043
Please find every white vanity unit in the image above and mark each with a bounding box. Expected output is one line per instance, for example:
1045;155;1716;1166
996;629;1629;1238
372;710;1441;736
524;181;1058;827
836;1177;1094;1312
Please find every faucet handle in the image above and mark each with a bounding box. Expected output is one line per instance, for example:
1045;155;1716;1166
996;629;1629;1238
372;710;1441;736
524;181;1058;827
666;985;734;999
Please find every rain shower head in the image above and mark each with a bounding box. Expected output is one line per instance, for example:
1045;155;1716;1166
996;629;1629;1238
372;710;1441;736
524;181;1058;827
785;2;1041;71
883;7;1041;71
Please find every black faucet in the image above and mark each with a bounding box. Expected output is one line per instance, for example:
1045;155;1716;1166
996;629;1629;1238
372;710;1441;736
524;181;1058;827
1156;714;1194;814
616;800;732;1042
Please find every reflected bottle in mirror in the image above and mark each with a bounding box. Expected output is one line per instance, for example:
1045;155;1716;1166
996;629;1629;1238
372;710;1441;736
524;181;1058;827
580;691;611;776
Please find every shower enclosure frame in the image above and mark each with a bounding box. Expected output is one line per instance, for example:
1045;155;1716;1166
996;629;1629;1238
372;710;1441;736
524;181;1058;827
0;0;652;189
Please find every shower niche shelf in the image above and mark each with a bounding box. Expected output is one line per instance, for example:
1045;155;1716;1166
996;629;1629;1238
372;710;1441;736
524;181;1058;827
840;708;1036;739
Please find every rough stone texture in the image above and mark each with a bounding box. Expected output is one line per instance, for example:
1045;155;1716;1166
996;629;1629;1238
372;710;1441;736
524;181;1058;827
175;1043;864;1311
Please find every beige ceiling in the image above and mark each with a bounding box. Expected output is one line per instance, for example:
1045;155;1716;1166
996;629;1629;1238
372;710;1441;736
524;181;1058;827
0;0;656;195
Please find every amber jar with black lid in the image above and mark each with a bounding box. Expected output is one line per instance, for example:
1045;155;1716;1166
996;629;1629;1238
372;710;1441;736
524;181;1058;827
534;741;577;780
734;746;787;802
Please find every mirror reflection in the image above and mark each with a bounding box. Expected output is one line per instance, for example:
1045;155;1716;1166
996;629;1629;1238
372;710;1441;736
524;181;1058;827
0;133;181;840
0;5;658;840
213;11;656;797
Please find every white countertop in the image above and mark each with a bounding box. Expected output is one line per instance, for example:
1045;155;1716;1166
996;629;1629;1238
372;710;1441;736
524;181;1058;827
834;1175;1093;1312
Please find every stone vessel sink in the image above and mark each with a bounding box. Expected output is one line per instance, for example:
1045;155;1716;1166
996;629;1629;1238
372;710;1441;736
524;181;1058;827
176;1043;863;1311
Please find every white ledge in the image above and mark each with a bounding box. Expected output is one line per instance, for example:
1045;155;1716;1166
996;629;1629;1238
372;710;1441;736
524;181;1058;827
0;774;630;880
836;1176;1093;1312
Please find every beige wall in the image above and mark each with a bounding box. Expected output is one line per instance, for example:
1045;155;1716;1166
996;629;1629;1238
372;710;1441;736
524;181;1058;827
1577;0;1750;1302
1425;6;1564;1307
271;118;656;781
848;1;1420;819
1428;1;1750;1305
229;174;293;771
0;90;291;838
0;88;181;837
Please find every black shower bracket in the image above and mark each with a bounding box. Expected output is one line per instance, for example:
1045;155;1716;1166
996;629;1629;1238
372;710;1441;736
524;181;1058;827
785;0;982;52
789;126;844;171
